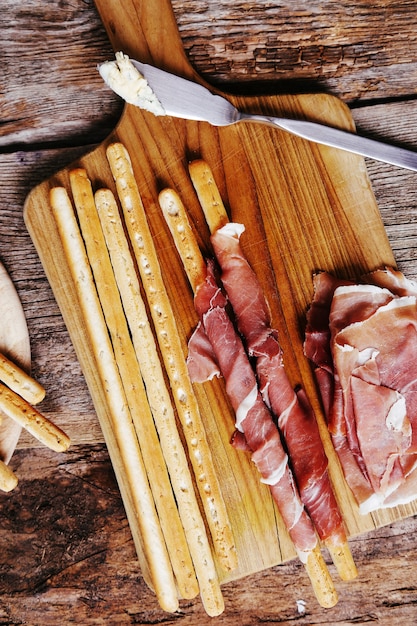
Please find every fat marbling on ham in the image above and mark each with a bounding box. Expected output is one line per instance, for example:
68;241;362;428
304;267;417;514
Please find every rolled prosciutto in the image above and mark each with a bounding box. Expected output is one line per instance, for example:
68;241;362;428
304;267;417;514
188;260;318;557
209;224;348;553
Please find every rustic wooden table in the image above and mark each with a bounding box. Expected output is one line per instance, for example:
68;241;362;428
2;1;417;624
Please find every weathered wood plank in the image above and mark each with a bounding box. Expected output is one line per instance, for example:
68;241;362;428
2;0;417;150
1;1;121;149
173;0;417;102
1;445;417;625
351;101;417;281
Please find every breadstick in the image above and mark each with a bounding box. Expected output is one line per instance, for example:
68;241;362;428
0;459;18;492
188;160;229;234
326;539;358;582
95;187;224;617
0;382;69;452
158;189;207;293
69;168;198;602
158;186;338;609
106;142;237;575
0;352;45;405
49;185;179;614
304;544;338;608
189;159;357;583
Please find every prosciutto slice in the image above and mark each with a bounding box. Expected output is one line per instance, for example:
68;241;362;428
209;224;347;548
304;268;417;513
189;260;318;556
366;266;417;297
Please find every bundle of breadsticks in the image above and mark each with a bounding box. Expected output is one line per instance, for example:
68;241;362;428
47;142;356;615
49;145;236;616
0;351;70;492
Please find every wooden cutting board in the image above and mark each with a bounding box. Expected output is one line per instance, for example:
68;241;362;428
23;0;417;596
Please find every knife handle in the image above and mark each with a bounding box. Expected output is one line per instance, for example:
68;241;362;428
246;115;417;172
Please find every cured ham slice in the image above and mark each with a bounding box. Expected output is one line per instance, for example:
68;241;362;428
365;266;417;297
304;273;377;507
192;261;318;556
304;268;417;514
210;224;351;564
304;272;352;422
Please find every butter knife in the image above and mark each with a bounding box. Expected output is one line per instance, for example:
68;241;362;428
100;56;417;173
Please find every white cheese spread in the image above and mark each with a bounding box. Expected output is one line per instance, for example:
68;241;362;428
98;52;165;116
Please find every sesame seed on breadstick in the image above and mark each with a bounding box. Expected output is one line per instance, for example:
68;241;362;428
0;382;69;452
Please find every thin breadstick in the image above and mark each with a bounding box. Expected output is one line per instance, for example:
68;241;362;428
0;459;18;492
0;352;45;405
95;187;224;617
158;186;338;609
0;382;69;452
158;189;207;294
188;160;229;234
69;168;198;602
49;185;179;614
106;142;237;575
189;159;357;583
326;540;358;582
304;544;338;608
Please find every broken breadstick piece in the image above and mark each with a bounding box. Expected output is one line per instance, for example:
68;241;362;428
0;351;45;405
0;459;18;492
0;382;70;452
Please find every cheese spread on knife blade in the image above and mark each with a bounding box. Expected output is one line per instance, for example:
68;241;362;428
98;52;165;116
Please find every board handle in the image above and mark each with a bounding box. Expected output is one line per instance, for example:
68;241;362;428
93;0;198;81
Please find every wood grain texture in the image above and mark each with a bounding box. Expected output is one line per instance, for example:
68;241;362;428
172;0;417;102
1;445;417;625
2;0;417;622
